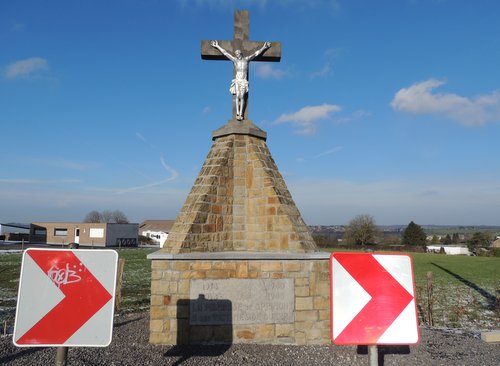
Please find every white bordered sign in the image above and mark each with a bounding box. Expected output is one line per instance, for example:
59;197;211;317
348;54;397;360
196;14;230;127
330;252;419;345
14;249;118;347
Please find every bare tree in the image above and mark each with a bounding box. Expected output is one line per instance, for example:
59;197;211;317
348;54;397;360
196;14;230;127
344;214;378;245
84;210;129;224
112;210;129;224
84;210;103;223
102;210;113;223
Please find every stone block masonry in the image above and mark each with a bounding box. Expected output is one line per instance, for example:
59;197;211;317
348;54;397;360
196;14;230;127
161;132;317;254
149;252;331;345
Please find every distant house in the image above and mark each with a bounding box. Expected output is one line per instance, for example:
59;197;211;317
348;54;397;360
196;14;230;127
0;223;30;241
30;222;139;247
139;220;175;247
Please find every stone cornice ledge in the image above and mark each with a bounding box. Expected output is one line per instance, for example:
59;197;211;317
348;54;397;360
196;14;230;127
147;251;331;260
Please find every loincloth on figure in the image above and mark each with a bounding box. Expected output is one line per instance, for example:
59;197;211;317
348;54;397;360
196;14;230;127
230;78;249;95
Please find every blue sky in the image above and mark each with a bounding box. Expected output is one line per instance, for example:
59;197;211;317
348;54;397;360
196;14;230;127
1;0;499;226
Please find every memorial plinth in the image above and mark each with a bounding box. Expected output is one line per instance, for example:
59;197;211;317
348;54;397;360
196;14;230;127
149;251;331;345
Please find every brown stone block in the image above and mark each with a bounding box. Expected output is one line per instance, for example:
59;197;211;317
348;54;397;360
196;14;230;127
169;282;178;294
266;206;277;215
206;270;231;278
255;324;275;338
248;189;263;197
191;262;212;270
236;262;248;278
284;262;301;272
271;272;284;279
246;165;253;189
151;280;170;295
295;332;307;346
314;296;330;310
248;261;261;272
306;328;330;343
296;297;314;311
151;295;164;306
296;311;319;323
150;306;169;319
318;309;330;321
295;319;316;330
233;231;245;240
172;261;190;271
203;223;216;233
213;261;237;271
236;330;256;340
151;270;163;281
280;234;289;249
267;196;279;204
150;319;165;332
178;280;190;295
248;271;259;278
295;286;310;297
260;261;282;272
211;205;222;214
275;324;294;337
267;239;280;250
314;282;330;297
152;260;170;270
233;241;246;251
257;216;267;225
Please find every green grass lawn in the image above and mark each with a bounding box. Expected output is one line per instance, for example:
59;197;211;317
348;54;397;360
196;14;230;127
115;248;156;311
1;248;498;330
0;253;22;326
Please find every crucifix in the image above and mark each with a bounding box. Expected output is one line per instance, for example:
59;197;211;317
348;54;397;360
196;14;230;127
201;10;281;121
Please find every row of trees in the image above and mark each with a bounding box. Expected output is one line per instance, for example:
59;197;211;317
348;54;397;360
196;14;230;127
83;210;129;224
342;215;426;247
336;214;494;251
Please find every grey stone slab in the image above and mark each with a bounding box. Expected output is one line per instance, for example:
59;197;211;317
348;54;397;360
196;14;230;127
189;278;294;325
212;119;267;140
147;250;331;261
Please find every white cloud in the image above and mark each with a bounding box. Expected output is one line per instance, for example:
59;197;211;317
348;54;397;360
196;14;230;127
313;146;343;159
4;57;49;79
274;104;341;135
114;156;179;194
334;109;371;124
255;64;287;79
391;79;500;126
310;48;339;79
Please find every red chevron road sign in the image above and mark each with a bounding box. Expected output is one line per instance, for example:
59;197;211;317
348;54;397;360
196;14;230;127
14;249;117;347
330;253;419;345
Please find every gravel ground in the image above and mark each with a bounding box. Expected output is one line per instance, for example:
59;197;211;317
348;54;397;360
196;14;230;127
1;312;499;365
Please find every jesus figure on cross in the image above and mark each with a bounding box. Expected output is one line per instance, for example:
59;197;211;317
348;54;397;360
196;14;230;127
211;40;271;120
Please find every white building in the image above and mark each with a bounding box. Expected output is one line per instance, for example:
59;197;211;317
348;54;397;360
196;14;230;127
139;220;175;247
426;245;471;255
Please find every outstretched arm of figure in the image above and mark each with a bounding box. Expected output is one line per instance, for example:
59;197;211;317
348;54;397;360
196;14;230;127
211;40;236;62
246;42;271;61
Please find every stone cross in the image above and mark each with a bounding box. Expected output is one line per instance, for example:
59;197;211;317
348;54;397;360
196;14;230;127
201;10;281;121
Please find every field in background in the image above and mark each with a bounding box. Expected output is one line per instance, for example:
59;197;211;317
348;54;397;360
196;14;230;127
1;248;498;331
